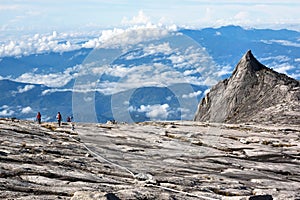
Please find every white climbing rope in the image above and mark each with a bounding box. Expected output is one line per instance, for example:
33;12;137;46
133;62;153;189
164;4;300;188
68;130;219;200
68;134;135;178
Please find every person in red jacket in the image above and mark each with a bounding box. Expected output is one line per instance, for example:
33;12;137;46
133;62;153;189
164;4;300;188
56;112;62;127
36;112;41;124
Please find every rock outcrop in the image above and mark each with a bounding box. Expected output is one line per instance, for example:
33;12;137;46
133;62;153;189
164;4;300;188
194;50;300;125
1;118;300;199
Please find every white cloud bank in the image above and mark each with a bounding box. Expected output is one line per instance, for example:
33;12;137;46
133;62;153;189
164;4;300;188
28;29;221;93
0;109;14;116
121;10;151;25
261;55;299;79
272;64;299;79
182;91;202;99
0;105;15;117
0;31;81;58
0;20;178;58
17;85;35;93
36;26;219;94
21;106;33;114
261;40;300;48
129;104;170;120
15;65;81;88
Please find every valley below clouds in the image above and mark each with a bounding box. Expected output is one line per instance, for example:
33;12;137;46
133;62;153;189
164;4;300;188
0;25;299;122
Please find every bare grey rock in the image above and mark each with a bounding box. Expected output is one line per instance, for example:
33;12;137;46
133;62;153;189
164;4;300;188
249;194;273;200
1;118;299;199
194;50;300;125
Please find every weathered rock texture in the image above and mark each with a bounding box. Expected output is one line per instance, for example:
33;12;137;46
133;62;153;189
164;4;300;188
194;50;300;125
1;118;300;199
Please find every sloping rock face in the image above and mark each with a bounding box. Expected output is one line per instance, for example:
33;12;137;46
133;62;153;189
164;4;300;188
194;50;300;125
1;118;300;199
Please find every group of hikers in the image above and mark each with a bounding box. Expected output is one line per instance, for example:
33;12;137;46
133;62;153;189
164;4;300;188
36;111;73;128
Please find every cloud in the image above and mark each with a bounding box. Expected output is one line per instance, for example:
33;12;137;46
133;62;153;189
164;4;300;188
260;55;291;63
41;89;52;96
215;31;222;36
169;54;185;64
0;105;14;117
124;42;173;60
76;33;221;95
291;73;300;79
84;97;93;102
176;107;192;119
2;0;300;40
202;76;219;86
213;65;232;77
2;25;222;94
0;24;178;58
15;73;72;88
121;10;151;25
273;64;295;75
166;96;172;101
0;4;20;11
82;62;184;95
0;105;9;109
130;104;170;120
41;88;73;95
0;31;81;57
260;55;297;78
234;11;250;22
204;89;210;95
17;85;35;93
21;106;33;114
182;91;202;99
261;40;300;48
93;25;172;49
259;55;300;79
15;65;80;88
0;109;14;116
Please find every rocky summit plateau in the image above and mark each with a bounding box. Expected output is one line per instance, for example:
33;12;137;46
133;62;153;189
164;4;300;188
0;118;299;200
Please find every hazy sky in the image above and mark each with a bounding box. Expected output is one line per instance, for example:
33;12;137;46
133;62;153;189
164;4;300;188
1;0;300;36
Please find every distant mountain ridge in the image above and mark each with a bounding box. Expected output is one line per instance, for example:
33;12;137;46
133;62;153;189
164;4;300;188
1;25;300;122
194;50;300;125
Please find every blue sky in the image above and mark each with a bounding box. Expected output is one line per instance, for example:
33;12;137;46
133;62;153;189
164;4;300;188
1;0;300;37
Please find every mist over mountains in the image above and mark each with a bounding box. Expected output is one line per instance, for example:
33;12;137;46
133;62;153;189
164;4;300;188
0;25;299;122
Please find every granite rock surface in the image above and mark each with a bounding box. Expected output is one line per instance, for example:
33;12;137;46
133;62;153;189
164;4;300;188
0;118;299;199
194;50;300;125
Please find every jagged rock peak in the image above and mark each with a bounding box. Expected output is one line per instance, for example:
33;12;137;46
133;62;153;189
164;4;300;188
243;49;256;62
194;50;300;125
231;50;266;77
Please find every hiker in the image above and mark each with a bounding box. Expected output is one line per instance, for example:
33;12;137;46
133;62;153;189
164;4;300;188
56;112;62;127
71;122;75;131
66;116;75;130
36;112;41;124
